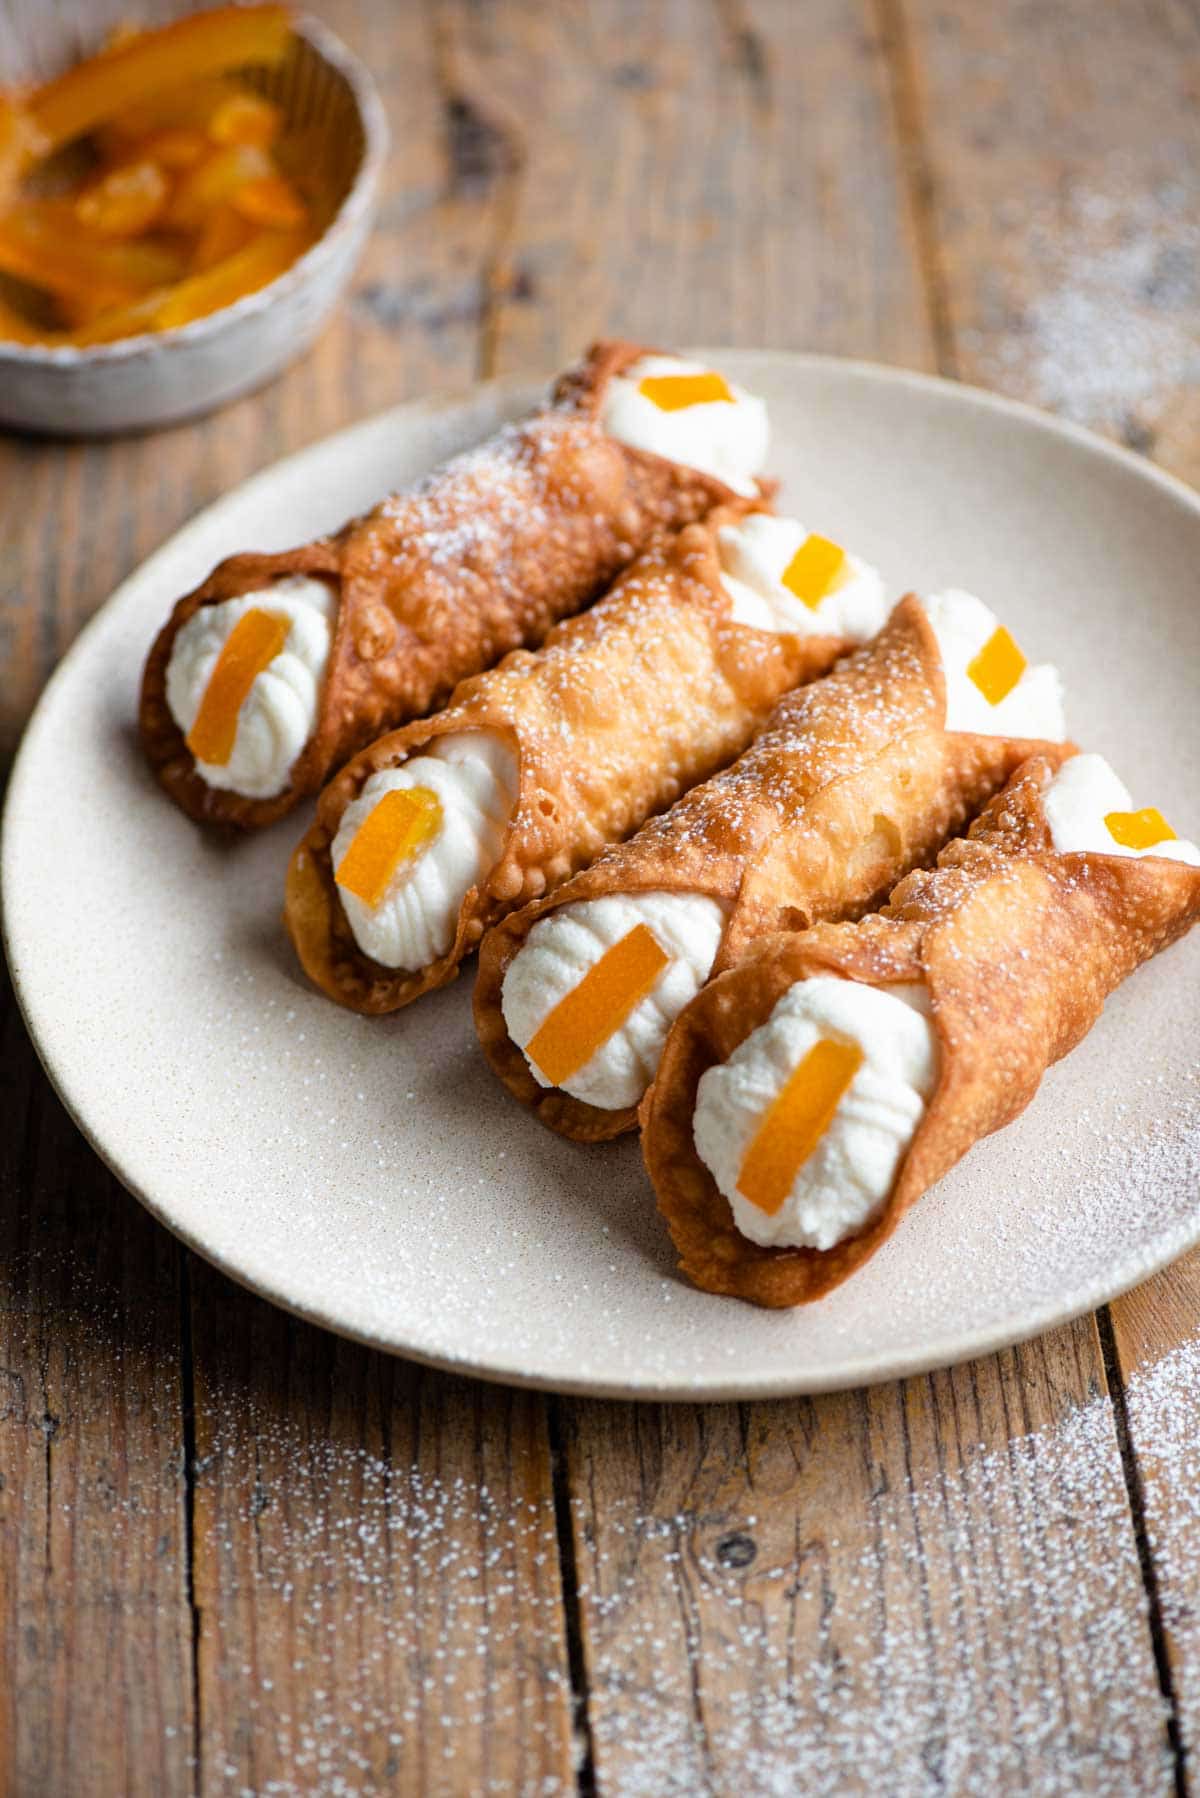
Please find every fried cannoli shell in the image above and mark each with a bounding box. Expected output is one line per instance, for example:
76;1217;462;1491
475;597;1072;1142
644;755;1200;1307
286;509;844;1013
140;340;768;829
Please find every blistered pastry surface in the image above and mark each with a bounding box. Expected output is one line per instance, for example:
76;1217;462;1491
140;340;765;828
286;509;842;1012
644;755;1200;1306
477;596;1071;1142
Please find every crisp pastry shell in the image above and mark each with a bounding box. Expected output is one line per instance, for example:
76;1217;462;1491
286;507;844;1011
476;597;1072;1141
643;754;1200;1306
139;340;770;827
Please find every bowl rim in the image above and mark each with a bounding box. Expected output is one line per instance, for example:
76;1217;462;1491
0;10;390;367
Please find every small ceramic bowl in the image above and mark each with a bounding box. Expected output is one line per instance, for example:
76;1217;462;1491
0;11;388;436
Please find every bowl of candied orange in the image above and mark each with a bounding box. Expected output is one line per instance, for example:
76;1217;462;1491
0;4;387;434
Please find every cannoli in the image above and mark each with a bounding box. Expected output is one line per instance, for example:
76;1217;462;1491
139;342;771;828
285;507;884;1012
643;752;1200;1306
476;589;1069;1141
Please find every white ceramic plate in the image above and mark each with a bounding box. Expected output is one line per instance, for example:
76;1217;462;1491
5;353;1200;1400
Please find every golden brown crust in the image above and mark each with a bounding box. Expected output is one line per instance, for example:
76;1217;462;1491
643;755;1200;1307
286;508;846;1012
475;597;1074;1142
140;340;769;829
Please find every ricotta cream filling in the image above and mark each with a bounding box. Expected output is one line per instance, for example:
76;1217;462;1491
502;891;728;1111
694;976;939;1251
333;733;519;971
166;575;336;799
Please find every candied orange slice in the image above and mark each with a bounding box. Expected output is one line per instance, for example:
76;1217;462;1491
638;371;734;411
1105;807;1177;851
185;607;290;766
76;159;168;237
72;227;307;342
136;125;211;170
232;173;307;229
737;1037;864;1216
209;91;284;149
191;202;256;272
524;924;670;1088
165;141;273;230
0;203;180;306
967;625;1026;706
781;534;846;610
28;6;291;154
336;788;444;910
98;77;243;154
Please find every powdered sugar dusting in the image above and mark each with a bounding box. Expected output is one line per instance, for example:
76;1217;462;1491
572;1352;1197;1794
965;179;1200;437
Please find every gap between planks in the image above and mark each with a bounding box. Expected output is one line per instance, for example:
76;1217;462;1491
1097;1304;1187;1798
876;1;1192;1787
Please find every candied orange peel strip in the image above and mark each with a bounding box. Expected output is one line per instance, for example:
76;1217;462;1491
98;76;243;154
525;924;670;1089
185;608;290;766
191;202;256;273
0;202;182;305
27;6;291;154
737;1037;864;1216
70;228;308;342
1105;806;1177;851
638;371;734;411
967;624;1026;706
165;141;273;231
155;227;306;328
781;534;847;610
210;91;284;149
130;125;211;171
232;173;307;229
336;788;444;910
75;158;169;237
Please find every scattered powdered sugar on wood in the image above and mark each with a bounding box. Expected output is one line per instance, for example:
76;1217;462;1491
568;1357;1197;1796
15;1194;1200;1795
963;177;1200;436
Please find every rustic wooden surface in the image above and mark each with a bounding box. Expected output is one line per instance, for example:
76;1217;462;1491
1;1;1198;1793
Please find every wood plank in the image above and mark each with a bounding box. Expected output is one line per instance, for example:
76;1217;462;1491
894;0;1200;474
435;0;937;375
903;0;1200;1772
459;0;1174;1788
187;1262;574;1795
0;968;194;1796
563;1324;1173;1791
0;0;576;1789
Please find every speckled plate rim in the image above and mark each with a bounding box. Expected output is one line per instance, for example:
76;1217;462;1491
4;353;1200;1402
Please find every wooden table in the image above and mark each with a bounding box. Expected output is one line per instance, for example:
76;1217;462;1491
3;2;1199;1791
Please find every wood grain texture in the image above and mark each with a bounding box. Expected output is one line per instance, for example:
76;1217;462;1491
902;0;1200;1775
433;0;937;376
896;0;1200;475
187;1260;574;1796
563;1325;1173;1793
0;970;194;1796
